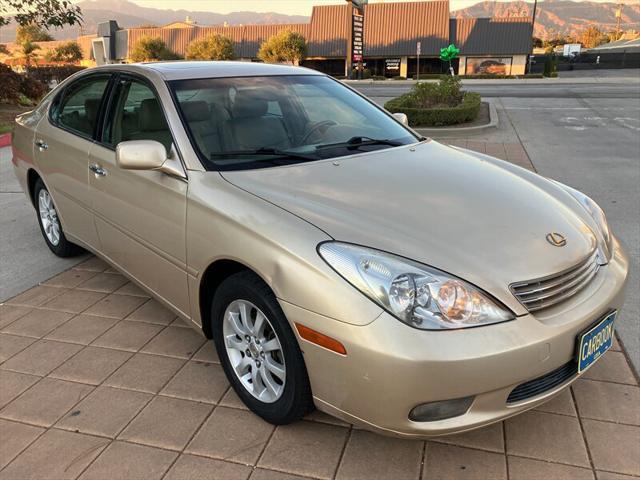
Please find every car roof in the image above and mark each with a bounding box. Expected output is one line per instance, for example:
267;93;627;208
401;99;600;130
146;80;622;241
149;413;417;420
94;61;325;81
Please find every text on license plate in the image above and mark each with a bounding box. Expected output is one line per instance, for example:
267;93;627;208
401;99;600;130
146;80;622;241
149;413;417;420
578;311;616;373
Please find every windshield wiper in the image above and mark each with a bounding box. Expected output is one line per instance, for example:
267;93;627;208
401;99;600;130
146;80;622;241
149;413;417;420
315;136;403;151
210;147;317;162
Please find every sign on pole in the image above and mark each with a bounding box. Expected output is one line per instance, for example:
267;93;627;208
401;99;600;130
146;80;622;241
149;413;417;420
352;9;364;63
416;41;421;80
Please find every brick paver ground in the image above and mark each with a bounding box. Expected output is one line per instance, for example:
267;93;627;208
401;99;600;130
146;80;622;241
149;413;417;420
1;142;638;480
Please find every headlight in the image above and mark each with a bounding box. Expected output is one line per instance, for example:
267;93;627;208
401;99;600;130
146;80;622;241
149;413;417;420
318;242;513;330
551;180;612;263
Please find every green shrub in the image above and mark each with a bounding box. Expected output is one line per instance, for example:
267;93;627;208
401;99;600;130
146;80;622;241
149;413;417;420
398;75;463;109
130;37;180;62
392;75;406;80
384;76;480;127
350;68;371;79
0;64;48;104
185;34;235;60
46;41;83;63
0;64;21;103
19;76;47;101
372;75;386;81
385;92;481;127
18;94;35;106
26;65;86;84
257;29;307;65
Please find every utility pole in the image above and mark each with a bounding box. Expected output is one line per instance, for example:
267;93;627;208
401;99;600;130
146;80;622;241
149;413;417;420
615;3;624;40
527;0;539;74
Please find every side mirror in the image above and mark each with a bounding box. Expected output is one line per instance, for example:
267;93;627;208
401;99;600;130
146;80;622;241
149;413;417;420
116;140;167;171
392;112;409;126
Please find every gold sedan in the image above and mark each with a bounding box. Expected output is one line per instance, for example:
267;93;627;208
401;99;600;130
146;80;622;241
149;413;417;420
11;62;628;438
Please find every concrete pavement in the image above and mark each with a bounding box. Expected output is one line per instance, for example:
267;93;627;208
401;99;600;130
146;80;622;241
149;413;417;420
1;230;638;480
0;147;88;302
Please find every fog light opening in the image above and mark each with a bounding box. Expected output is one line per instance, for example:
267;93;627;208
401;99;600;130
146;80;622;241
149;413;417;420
409;396;474;422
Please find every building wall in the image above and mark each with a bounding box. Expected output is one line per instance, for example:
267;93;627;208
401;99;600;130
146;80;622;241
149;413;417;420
94;1;533;75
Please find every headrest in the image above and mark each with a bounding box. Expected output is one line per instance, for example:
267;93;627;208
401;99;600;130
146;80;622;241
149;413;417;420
138;98;168;132
181;101;210;123
84;98;101;124
232;90;268;119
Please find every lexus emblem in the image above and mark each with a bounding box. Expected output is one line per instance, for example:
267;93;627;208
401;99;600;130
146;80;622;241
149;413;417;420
546;232;567;247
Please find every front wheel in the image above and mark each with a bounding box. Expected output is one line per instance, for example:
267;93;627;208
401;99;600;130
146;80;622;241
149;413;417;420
34;179;83;258
211;271;314;424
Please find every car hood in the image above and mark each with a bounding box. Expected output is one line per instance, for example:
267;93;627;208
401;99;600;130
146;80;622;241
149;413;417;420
221;141;597;315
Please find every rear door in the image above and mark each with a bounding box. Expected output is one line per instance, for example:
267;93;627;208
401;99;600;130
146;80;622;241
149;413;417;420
35;74;112;248
87;74;190;317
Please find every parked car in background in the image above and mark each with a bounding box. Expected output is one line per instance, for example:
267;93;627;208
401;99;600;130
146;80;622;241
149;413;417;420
11;62;628;437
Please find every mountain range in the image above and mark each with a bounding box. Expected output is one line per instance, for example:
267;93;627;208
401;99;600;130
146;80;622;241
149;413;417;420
453;1;640;39
0;0;638;43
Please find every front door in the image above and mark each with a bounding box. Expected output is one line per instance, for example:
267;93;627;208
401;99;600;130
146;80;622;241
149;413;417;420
34;74;112;248
88;76;190;317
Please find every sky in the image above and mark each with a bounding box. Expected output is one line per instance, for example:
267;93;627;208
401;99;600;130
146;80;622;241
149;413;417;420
78;0;636;16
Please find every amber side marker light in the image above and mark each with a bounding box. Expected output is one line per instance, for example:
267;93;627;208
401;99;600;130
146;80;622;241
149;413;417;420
295;323;347;355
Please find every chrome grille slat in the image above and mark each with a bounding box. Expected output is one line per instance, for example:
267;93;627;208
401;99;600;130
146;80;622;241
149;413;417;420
515;256;595;296
519;261;598;303
511;250;600;313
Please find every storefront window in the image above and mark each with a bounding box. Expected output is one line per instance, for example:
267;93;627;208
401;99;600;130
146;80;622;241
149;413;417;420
465;57;513;75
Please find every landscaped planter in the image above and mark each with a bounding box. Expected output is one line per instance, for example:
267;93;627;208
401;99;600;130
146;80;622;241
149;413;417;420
385;91;481;127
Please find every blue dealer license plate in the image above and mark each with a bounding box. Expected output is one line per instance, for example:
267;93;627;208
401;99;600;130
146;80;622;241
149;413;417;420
578;311;616;373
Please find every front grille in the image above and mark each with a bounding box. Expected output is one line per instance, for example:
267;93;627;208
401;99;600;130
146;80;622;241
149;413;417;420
510;250;600;313
507;361;578;404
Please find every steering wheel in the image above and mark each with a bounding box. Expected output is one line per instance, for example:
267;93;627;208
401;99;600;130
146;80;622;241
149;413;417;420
300;120;337;144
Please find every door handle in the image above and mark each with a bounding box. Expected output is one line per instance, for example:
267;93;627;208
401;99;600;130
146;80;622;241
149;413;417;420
35;140;48;151
89;164;107;177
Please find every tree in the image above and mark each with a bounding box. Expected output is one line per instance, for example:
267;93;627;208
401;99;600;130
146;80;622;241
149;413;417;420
257;29;307;65
185;34;234;60
0;0;82;29
46;40;82;63
129;36;180;62
581;26;607;49
21;40;40;66
16;24;53;43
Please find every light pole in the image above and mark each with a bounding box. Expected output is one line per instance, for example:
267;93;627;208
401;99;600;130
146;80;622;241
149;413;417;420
527;0;538;74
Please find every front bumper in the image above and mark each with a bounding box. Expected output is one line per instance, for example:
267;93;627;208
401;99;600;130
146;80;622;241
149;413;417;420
284;238;629;438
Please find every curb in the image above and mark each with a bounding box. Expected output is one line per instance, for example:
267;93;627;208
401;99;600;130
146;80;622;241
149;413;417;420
414;101;498;137
0;133;11;148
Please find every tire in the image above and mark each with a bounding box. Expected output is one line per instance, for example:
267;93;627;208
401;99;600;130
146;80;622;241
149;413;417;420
34;178;84;258
211;271;314;424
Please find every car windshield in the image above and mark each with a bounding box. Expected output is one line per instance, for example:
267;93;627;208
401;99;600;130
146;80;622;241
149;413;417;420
169;75;418;170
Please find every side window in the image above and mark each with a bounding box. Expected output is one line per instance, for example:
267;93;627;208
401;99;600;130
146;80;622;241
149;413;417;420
106;79;173;153
53;76;110;138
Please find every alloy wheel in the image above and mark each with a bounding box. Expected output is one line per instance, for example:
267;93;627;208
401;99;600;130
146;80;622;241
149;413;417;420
222;299;286;403
38;189;60;246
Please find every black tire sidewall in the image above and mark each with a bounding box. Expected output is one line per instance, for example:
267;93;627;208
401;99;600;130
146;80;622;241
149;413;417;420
211;272;312;424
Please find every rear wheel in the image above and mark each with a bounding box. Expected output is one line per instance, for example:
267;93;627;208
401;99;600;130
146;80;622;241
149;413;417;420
211;271;314;424
34;179;83;257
